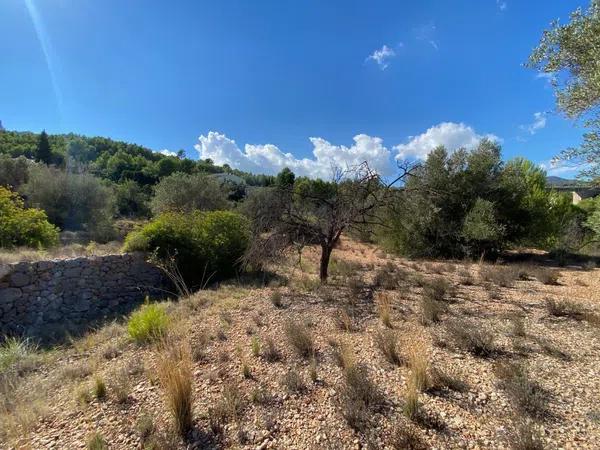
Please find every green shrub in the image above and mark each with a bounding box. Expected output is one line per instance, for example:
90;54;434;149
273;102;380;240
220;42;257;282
21;165;116;241
124;210;250;286
150;172;229;215
127;303;170;343
0;186;58;248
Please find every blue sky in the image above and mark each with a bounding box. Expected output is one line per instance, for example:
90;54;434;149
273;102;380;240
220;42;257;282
0;0;589;177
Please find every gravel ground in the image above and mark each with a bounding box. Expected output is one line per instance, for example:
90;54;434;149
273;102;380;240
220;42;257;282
3;239;600;449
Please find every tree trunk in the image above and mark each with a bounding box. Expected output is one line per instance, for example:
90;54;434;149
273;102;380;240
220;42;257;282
319;243;332;283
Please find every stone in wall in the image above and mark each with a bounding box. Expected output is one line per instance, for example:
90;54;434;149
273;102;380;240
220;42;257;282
0;253;168;341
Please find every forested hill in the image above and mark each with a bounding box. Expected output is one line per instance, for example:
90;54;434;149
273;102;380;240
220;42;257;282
0;129;274;187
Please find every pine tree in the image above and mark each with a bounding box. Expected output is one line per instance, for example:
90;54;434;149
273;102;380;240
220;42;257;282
36;130;52;164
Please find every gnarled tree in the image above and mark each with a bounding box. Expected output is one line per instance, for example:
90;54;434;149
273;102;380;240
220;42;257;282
243;162;414;282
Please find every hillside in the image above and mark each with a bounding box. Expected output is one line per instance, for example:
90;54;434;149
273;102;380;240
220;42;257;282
2;239;600;449
0;129;274;187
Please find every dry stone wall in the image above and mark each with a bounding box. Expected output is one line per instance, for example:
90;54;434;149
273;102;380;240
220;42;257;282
0;253;166;340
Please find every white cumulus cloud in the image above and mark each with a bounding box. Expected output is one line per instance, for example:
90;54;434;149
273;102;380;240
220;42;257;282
159;149;178;157
394;122;499;160
195;132;394;179
521;112;547;135
366;44;396;70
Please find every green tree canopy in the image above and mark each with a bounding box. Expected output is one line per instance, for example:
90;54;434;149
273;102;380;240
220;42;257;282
528;1;600;180
150;172;230;215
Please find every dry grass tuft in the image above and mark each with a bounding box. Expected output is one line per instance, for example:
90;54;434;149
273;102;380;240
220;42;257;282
532;267;560;285
376;291;394;328
390;424;427;450
86;432;108;450
429;367;469;393
423;278;452;302
270;290;283;308
510;418;545;450
446;319;495;357
480;264;519;287
282;368;305;393
374;329;403;366
406;333;431;392
510;314;527;337
334;307;355;332
495;361;549;419
251;336;260;358
92;376;107;400
135;411;156;443
110;368;131;403
284;320;314;358
339;363;381;430
62;361;93;381
208;382;244;434
262;336;282;362
403;377;420;420
545;298;584;320
373;262;408;290
156;341;194;436
419;293;446;325
329;339;355;369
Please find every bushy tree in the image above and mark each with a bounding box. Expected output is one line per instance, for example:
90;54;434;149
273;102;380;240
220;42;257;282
462;198;504;257
528;1;600;180
150;172;229;215
124;210;250;287
114;179;151;218
0;187;58;248
21;165;116;241
382;141;573;258
0;155;30;189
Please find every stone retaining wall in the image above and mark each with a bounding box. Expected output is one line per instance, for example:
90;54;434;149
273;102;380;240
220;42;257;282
0;254;166;340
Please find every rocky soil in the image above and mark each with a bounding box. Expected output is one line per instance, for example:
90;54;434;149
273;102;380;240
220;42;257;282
2;239;600;449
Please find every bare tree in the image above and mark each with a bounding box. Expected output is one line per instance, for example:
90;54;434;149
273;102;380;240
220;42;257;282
243;161;415;283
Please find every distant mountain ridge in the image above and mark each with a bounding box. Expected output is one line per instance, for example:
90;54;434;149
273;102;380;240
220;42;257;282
546;176;585;188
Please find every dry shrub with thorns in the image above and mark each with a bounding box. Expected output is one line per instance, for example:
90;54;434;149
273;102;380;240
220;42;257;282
374;329;403;366
446;319;495;357
284;320;314;358
376;292;394;328
156;341;194;436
